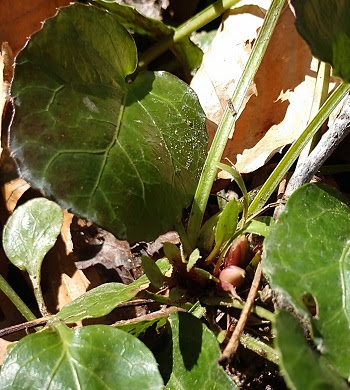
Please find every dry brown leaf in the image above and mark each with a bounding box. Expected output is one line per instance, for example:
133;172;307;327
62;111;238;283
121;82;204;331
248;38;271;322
191;2;337;174
0;0;72;56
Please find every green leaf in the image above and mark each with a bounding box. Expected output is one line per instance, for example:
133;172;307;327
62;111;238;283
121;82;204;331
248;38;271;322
3;198;63;276
141;256;165;288
10;4;207;242
0;323;163;389
217;162;248;219
274;310;348;390
242;216;274;237
263;183;350;378
165;311;237;389
57;258;170;323
115;315;168;337
186;248;201;272
93;0;203;71
291;0;350;82
215;199;239;247
2;198;63;314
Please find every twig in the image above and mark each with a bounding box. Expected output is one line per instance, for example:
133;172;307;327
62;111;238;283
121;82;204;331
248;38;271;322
283;94;350;202
219;262;262;364
0;317;51;338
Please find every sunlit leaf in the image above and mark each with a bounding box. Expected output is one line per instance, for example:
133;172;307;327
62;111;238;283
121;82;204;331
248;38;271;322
263;183;350;378
275;310;348;389
3;198;63;276
57;258;170;323
10;4;207;242
0;323;163;389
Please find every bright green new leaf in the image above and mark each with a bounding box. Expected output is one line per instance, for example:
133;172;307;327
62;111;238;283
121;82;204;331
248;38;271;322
187;248;201;272
141;256;165;288
165;311;237;389
93;0;203;72
2;198;63;276
215;199;239;247
242;216;274;237
10;4;207;242
263;184;350;378
275;310;348;390
291;0;350;82
0;323;163;389
57;258;170;323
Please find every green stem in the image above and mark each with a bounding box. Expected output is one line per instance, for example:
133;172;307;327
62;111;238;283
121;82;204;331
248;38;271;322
187;0;286;249
144;291;193;310
0;274;37;322
247;82;350;216
138;0;242;68
203;296;275;323
175;221;192;256
240;332;279;364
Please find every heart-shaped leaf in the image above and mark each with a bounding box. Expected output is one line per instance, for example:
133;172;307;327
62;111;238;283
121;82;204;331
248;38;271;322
274;310;348;390
263;183;350;378
0;323;164;389
291;0;350;82
165;311;237;389
57;258;170;323
10;4;207;242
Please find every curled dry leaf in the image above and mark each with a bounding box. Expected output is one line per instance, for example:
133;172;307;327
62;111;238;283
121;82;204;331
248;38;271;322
191;1;338;174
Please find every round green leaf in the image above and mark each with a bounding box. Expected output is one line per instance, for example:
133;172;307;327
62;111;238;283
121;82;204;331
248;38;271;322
2;198;63;277
263;183;350;378
10;4;207;242
291;0;350;82
0;323;163;389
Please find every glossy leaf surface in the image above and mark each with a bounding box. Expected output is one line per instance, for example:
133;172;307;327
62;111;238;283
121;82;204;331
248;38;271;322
0;323;163;389
10;4;207;242
291;0;350;82
57;258;170;323
275;310;347;389
93;0;203;71
166;311;236;389
2;198;63;276
263;183;350;378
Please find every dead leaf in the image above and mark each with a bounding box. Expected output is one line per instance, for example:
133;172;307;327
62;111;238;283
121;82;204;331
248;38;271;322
0;0;72;56
191;2;338;174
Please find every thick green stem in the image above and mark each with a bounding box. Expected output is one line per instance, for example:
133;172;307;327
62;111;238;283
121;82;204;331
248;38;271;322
240;332;279;364
138;0;242;68
187;0;286;249
0;274;36;322
248;82;350;216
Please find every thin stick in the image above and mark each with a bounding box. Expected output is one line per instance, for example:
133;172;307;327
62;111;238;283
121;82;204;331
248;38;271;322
0;317;51;338
219;262;262;364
